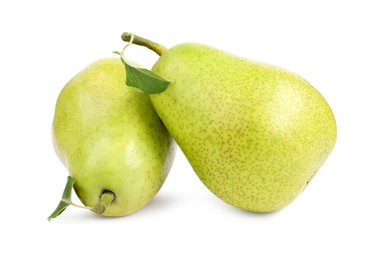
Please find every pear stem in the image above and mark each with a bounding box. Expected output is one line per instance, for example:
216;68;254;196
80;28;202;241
121;32;167;56
92;191;115;215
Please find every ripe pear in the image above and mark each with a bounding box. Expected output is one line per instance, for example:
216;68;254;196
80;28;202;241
122;34;337;212
52;57;175;216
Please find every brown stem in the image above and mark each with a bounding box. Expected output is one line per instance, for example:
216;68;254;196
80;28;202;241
92;191;115;215
121;32;167;56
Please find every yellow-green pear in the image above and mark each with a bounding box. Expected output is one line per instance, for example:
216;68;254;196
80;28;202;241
121;34;337;212
51;57;175;217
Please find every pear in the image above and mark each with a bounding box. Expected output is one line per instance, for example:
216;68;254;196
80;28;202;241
121;34;337;212
51;57;175;217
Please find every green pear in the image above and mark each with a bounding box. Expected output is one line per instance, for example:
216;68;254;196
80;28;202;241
52;57;175;217
122;34;337;212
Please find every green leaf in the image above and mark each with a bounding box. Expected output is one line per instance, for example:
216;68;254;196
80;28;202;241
47;176;75;221
114;51;170;94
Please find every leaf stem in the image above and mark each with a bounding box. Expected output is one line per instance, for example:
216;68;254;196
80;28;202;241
121;32;167;56
60;199;91;210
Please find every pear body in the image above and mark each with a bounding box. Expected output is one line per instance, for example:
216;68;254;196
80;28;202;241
52;58;175;216
150;43;336;212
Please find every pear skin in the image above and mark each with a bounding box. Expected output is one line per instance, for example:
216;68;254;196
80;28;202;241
52;58;175;216
149;43;336;212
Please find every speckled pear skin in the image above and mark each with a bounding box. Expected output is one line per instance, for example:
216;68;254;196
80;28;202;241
150;43;337;212
52;58;175;216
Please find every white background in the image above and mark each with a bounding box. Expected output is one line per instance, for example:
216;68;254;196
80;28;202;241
1;0;383;259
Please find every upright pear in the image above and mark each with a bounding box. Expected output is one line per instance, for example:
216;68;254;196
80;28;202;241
122;34;337;212
52;57;175;217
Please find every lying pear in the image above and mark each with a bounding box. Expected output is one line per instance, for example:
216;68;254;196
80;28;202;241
121;33;337;212
50;57;175;218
